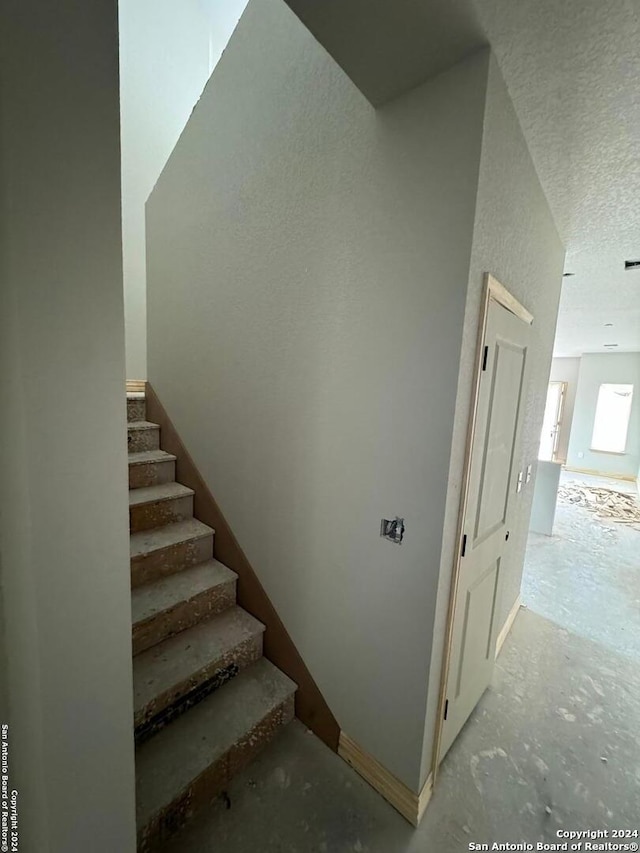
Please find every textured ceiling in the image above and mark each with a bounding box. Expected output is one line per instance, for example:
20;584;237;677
284;0;640;355
474;0;640;356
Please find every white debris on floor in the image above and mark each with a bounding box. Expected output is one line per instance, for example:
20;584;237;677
558;481;640;528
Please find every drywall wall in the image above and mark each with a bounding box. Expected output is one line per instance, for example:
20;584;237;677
529;461;562;535
549;356;581;463
566;352;640;478
147;0;489;791
421;53;564;782
119;0;247;379
0;247;47;850
0;2;136;850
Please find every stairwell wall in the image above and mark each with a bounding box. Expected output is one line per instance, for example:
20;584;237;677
146;0;489;792
0;2;137;850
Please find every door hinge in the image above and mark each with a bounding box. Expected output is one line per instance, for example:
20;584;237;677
461;534;467;557
444;699;449;721
482;345;489;371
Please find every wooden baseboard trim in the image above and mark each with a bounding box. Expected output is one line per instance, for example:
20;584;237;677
145;382;340;752
563;466;636;483
416;772;434;825
495;595;522;659
126;380;147;394
338;732;432;826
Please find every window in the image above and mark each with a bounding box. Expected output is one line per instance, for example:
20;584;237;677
591;383;634;453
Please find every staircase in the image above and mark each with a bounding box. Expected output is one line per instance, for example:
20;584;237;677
127;393;296;850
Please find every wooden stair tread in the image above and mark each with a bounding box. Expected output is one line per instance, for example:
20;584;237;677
128;420;160;431
128;449;176;467
131;560;237;627
129;482;194;509
126;393;299;848
136;658;296;828
133;606;264;717
130;519;214;560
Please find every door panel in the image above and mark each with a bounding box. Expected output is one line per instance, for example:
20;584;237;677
440;296;530;760
454;558;500;701
474;338;527;544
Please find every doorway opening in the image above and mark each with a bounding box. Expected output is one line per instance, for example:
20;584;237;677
524;349;640;656
430;271;640;837
538;380;566;462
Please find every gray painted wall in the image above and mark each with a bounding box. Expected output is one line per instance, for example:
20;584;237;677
549;356;581;463
529;461;562;535
147;0;489;791
421;54;564;783
566;352;640;479
0;2;136;849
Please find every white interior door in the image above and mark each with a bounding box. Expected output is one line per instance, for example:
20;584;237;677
538;381;565;461
439;292;531;760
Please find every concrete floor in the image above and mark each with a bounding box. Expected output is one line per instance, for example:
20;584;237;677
523;471;640;661
163;473;640;852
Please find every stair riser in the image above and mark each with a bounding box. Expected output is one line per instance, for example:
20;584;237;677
132;579;237;656
129;459;176;490
134;633;263;731
130;495;194;534
128;427;160;453
127;398;146;422
131;535;213;588
137;695;294;852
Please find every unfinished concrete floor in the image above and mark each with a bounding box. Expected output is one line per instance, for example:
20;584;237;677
161;472;640;851
163;620;640;849
523;471;640;661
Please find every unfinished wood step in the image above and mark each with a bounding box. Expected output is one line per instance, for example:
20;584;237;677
130;520;214;588
136;657;296;851
129;450;177;490
133;606;265;733
129;482;194;533
132;560;237;656
128;421;160;453
127;393;146;423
